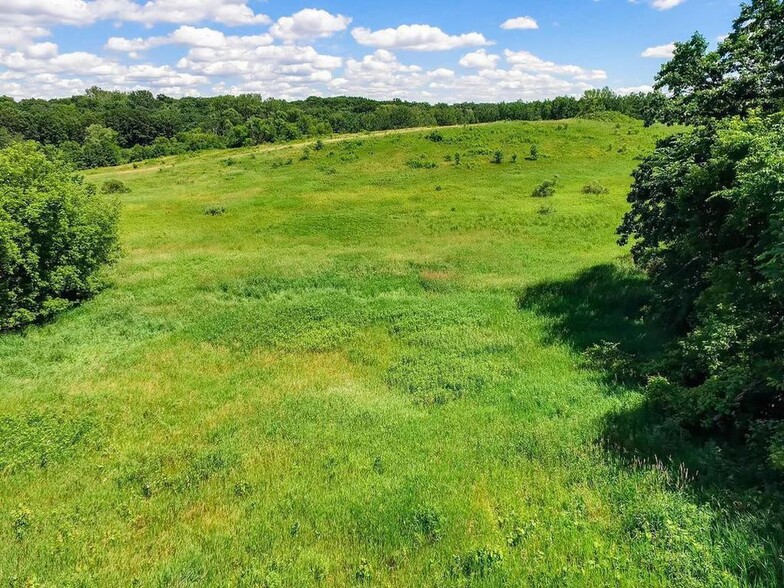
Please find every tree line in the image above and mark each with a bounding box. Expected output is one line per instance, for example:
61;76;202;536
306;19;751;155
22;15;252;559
0;88;664;169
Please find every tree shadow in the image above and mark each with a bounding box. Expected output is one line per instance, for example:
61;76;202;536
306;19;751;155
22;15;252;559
517;262;783;491
517;262;668;385
518;262;784;582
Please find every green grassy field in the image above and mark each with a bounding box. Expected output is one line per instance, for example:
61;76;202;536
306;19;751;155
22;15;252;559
1;119;781;586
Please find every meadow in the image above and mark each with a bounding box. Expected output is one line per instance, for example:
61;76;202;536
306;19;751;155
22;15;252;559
1;118;781;586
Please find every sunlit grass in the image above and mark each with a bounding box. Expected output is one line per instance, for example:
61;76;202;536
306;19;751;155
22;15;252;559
1;119;780;586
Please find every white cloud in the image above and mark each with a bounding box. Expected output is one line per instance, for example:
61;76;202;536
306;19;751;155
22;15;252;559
0;0;269;27
616;84;654;95
500;16;539;30
352;24;491;51
641;42;675;58
270;9;352;42
650;0;686;10
459;49;500;69
504;50;607;81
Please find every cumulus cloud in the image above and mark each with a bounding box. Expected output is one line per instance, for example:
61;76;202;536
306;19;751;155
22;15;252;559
270;9;351;42
459;49;500;69
0;0;269;27
352;24;491;51
504;50;607;81
500;16;539;30
641;42;675;58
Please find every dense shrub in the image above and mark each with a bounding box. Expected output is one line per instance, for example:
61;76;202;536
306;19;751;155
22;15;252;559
531;179;557;198
620;115;784;467
0;142;120;330
101;179;130;194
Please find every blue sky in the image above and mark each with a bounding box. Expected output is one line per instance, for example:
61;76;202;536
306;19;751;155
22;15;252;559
0;0;743;102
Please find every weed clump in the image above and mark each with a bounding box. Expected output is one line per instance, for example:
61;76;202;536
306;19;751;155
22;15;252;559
204;205;226;216
491;150;504;164
101;179;130;194
582;181;610;195
425;130;444;142
449;547;503;579
529;144;539;160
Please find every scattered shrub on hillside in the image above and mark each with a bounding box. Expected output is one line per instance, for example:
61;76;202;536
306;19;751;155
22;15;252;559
581;181;609;195
425;130;444;142
407;157;437;169
204;205;226;216
314;139;325;151
444;154;452;162
529;144;539;160
454;153;461;165
101;179;131;194
531;178;557;198
537;204;555;216
491;150;504;164
0;142;120;331
300;147;311;161
223;157;236;166
435;185;442;192
511;154;518;163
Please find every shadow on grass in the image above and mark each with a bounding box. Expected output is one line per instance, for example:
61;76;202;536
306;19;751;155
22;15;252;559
517;262;783;492
518;262;784;582
517;262;667;384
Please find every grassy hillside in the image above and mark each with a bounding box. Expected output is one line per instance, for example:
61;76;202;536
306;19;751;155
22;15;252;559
1;119;780;586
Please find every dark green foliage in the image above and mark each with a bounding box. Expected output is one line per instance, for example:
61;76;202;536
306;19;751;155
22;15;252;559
425;130;444;142
652;0;784;125
0;142;120;330
529;144;539;160
620;0;784;470
101;179;130;194
531;179;557;198
491;150;503;164
204;205;227;216
581;181;609;195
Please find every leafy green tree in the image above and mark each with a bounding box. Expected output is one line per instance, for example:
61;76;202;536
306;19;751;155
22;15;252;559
81;124;121;168
0;142;120;330
619;0;784;469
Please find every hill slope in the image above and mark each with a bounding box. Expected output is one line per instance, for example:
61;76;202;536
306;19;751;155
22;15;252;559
1;120;779;586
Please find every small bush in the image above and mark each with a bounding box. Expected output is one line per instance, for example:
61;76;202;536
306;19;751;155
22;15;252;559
511;154;518;163
425;130;444;142
300;147;311;161
101;179;131;194
537;204;555;216
581;181;610;195
314;139;325;151
531;179;557;198
529;144;539;160
223;157;236;166
204;205;226;216
407;158;437;169
491;150;503;164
